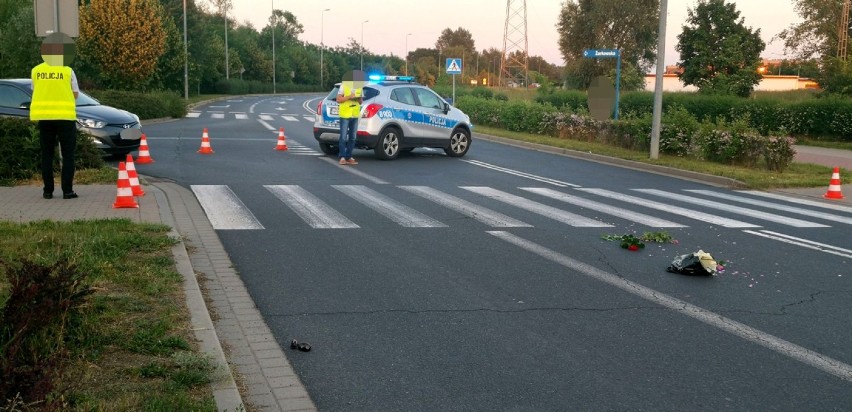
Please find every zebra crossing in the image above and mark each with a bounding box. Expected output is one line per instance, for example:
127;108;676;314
185;111;315;122
190;184;852;237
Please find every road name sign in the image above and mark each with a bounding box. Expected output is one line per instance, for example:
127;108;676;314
583;49;620;58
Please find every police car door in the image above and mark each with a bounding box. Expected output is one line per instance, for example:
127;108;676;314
411;87;451;146
388;87;419;140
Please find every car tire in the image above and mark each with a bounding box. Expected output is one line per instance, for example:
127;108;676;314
319;143;339;156
375;127;402;160
445;128;471;157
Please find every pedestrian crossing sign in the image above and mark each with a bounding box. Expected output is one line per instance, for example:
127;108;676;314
446;58;462;74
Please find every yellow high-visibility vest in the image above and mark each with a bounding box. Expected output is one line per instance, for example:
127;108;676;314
338;85;362;119
30;63;76;121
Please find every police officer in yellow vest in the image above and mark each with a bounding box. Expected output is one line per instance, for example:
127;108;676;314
335;70;366;165
31;32;80;199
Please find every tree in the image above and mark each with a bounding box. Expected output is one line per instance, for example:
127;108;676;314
78;0;168;90
676;0;765;97
0;2;41;78
435;28;476;56
776;0;848;60
556;0;659;89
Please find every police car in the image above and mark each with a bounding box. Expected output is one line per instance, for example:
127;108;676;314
312;75;473;160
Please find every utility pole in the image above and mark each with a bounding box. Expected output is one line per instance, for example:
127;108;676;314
650;0;668;160
321;8;330;89
361;20;369;70
500;0;528;87
840;0;850;60
183;0;188;100
271;2;276;93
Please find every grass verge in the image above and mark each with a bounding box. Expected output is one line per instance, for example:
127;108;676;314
0;219;217;411
473;125;848;189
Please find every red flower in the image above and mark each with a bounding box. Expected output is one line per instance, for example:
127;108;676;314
627;244;640;251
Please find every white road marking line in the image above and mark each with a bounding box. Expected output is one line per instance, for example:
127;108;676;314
211;113;224;119
185;112;201;118
522;187;685;228
259;115;274;121
191;185;264;230
688;190;852;225
400;186;532;227
264;185;359;229
462;159;579;187
303;97;320;115
461;187;611;227
283;116;299;122
304;116;315;122
743;230;852;259
739;191;852;214
488;230;852;384
634;189;829;228
319;157;388;184
234;113;248;120
577;188;759;228
208;105;230;108
333;185;447;228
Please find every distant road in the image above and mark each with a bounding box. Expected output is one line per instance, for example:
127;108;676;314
794;145;852;170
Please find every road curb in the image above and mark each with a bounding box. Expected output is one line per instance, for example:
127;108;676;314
149;184;245;411
472;132;748;189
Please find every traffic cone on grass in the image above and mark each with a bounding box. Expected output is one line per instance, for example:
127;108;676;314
274;127;289;151
136;134;154;163
113;162;139;208
824;167;845;200
198;128;214;154
125;154;145;196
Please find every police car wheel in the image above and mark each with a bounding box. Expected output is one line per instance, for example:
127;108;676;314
375;128;401;160
445;129;471;157
319;143;339;156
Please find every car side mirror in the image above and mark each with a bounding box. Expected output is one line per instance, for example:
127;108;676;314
442;101;451;114
20;101;31;110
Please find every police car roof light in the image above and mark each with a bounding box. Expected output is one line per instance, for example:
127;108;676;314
368;75;414;82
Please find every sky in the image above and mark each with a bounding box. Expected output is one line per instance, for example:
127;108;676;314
226;0;802;70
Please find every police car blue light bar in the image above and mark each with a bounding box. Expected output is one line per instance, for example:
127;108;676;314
368;75;414;82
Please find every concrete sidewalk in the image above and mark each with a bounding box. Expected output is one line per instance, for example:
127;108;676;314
0;182;317;412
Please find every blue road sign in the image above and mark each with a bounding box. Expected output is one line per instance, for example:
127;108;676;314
583;49;620;58
446;58;462;74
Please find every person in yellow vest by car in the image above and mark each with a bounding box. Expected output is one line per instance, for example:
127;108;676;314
335;70;366;165
30;32;80;199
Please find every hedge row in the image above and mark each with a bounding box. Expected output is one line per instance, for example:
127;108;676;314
456;96;796;171
87;90;187;120
0;118;104;184
535;90;852;141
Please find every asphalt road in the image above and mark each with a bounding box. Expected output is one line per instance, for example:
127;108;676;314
138;95;852;411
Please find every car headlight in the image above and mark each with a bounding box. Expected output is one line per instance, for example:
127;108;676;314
77;118;106;129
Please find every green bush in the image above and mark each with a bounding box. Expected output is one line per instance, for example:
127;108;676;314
534;89;587;111
88;89;187;120
763;136;796;172
0;117;104;185
660;105;699;156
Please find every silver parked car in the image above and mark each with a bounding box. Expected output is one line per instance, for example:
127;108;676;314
312;75;473;160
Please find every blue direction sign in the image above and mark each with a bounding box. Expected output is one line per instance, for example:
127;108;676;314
446;58;462;74
583;49;620;58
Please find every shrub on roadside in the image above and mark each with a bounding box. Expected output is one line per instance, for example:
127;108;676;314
660;105;699;157
763;136;797;172
88;89;187;120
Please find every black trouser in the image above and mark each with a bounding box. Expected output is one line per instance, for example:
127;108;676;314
39;120;77;195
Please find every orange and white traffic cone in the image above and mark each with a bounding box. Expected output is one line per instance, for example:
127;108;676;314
824;167;845;200
113;162;139;209
274;127;289;151
125;154;145;196
198;128;214;154
136;134;154;164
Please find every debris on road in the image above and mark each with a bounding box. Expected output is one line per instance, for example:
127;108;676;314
290;339;312;352
666;250;722;276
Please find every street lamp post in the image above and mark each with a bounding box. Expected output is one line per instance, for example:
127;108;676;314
271;1;275;93
183;0;188;100
405;33;412;76
361;20;369;70
320;8;330;89
225;6;229;79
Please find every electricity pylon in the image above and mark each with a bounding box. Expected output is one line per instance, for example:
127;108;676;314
500;0;529;88
840;0;850;60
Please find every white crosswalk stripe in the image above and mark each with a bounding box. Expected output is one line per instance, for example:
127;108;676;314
304;116;315;122
333;185;447;227
400;186;532;227
462;187;612;227
521;187;685;228
234;113;248;120
265;185;358;229
283;115;299;122
634;189;829;228
191;185;264;230
577;188;759;228
211;113;224;119
738;191;852;214
186;112;201;118
259;114;274;121
687;190;852;225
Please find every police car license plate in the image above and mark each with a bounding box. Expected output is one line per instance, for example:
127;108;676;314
330;107;339;116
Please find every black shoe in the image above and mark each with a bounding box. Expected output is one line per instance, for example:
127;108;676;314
63;192;78;199
43;192;53;199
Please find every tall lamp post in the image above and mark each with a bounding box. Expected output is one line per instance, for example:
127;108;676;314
224;6;229;79
360;20;369;70
271;1;275;93
183;0;188;99
320;8;330;89
405;33;412;76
